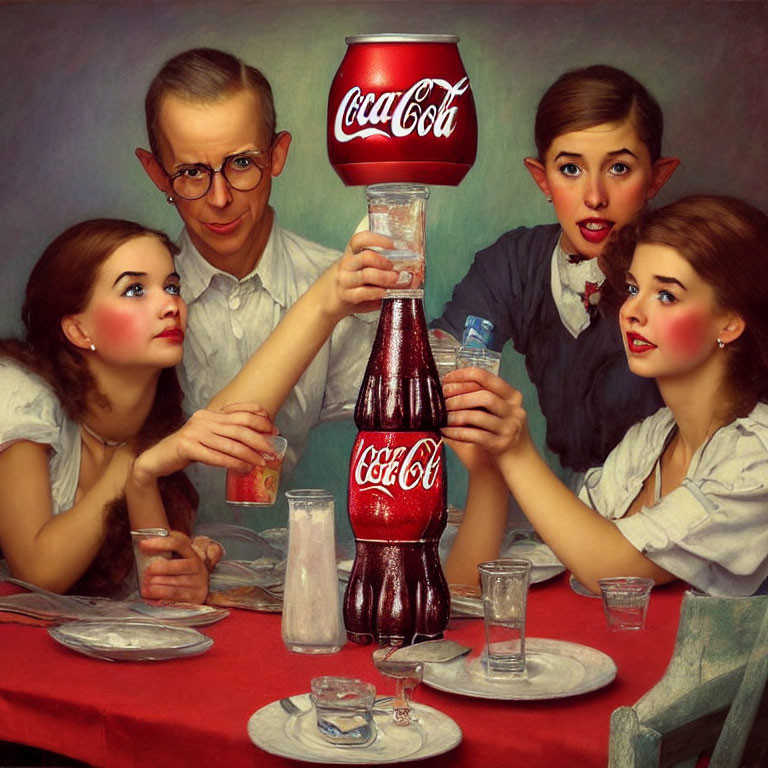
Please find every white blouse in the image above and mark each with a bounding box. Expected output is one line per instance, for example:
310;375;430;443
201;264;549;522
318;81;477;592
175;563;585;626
0;359;81;515
579;403;768;597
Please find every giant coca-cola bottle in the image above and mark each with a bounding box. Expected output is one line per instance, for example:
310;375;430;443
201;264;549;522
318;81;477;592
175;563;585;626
344;185;450;646
328;34;477;646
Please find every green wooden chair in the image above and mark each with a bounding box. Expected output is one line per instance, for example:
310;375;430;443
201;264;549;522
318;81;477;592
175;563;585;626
608;590;768;768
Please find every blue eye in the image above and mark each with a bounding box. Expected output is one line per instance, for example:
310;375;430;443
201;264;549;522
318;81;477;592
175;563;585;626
165;283;181;296
658;290;677;304
228;155;254;172
559;163;581;178
625;283;639;296
123;283;145;297
610;162;630;176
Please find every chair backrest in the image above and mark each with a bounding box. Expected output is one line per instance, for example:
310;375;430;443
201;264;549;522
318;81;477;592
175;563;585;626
608;590;768;768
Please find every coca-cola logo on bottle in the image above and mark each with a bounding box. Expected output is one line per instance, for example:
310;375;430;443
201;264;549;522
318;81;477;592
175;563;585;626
353;436;443;498
333;78;470;143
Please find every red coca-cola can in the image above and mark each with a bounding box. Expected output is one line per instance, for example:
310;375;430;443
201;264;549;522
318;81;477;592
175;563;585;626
327;33;478;186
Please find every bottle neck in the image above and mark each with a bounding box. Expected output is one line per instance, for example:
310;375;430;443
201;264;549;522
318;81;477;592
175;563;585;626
383;288;424;300
377;295;428;336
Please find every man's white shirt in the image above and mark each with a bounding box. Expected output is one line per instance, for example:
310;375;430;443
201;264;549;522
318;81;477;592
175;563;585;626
175;213;377;521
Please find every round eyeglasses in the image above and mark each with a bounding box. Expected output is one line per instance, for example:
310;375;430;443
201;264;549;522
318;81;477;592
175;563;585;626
165;149;272;200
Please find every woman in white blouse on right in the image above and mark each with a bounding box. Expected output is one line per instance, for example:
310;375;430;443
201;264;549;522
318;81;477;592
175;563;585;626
442;195;768;597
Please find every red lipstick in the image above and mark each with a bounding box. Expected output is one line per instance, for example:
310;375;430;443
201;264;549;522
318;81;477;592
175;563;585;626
578;218;614;244
625;331;656;353
156;328;185;343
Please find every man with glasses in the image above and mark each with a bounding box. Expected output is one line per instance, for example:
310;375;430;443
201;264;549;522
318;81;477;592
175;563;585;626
136;48;377;522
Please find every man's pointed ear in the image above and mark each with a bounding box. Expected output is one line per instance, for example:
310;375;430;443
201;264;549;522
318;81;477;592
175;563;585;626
523;157;551;199
646;157;680;201
270;131;292;178
135;148;171;193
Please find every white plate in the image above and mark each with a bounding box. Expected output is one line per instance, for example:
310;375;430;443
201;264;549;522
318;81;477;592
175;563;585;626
48;620;213;661
423;638;616;700
247;694;461;764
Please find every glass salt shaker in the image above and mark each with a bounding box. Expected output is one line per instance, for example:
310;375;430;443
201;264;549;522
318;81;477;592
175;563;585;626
281;489;346;654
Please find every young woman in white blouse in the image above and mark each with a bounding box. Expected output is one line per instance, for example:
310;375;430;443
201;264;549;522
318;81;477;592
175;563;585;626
0;219;394;602
442;196;768;597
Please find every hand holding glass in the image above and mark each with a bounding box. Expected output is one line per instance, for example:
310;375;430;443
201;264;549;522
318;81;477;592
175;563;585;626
226;435;288;506
130;528;171;597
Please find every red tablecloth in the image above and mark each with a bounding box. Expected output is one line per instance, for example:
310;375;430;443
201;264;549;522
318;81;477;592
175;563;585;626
0;575;687;767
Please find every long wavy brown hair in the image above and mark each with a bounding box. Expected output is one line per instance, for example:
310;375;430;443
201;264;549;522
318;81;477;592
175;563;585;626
0;219;198;596
600;195;768;422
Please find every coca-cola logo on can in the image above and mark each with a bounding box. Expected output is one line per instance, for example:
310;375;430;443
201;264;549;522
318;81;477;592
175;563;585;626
327;34;478;186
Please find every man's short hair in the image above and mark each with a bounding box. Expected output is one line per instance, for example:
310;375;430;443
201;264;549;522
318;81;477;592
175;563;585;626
145;48;276;159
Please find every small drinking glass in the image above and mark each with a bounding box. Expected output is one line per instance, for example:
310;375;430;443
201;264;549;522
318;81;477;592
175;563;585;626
130;528;171;597
455;346;502;376
429;329;460;383
478;558;532;678
372;652;424;726
226;435;288;506
598;577;654;630
309;676;376;746
367;183;428;295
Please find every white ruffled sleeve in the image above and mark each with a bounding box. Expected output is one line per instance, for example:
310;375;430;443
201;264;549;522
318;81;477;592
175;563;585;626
0;360;79;514
578;408;675;519
615;409;768;597
0;361;64;452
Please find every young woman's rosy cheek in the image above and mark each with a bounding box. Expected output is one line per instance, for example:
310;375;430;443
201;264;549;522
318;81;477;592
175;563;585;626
92;304;149;351
658;308;713;362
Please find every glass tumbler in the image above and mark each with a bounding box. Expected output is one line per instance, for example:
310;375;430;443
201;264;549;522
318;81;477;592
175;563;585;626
281;490;346;654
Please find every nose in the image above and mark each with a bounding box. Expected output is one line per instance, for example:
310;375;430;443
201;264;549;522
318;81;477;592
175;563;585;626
206;170;233;209
621;291;645;326
160;294;182;319
584;174;607;211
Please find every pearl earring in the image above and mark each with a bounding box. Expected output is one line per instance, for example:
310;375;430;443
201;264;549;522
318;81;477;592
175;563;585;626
717;338;725;349
90;343;96;352
545;195;553;204
166;194;175;205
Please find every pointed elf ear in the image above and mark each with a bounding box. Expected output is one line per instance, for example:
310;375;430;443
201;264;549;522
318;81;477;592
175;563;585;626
523;157;551;200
